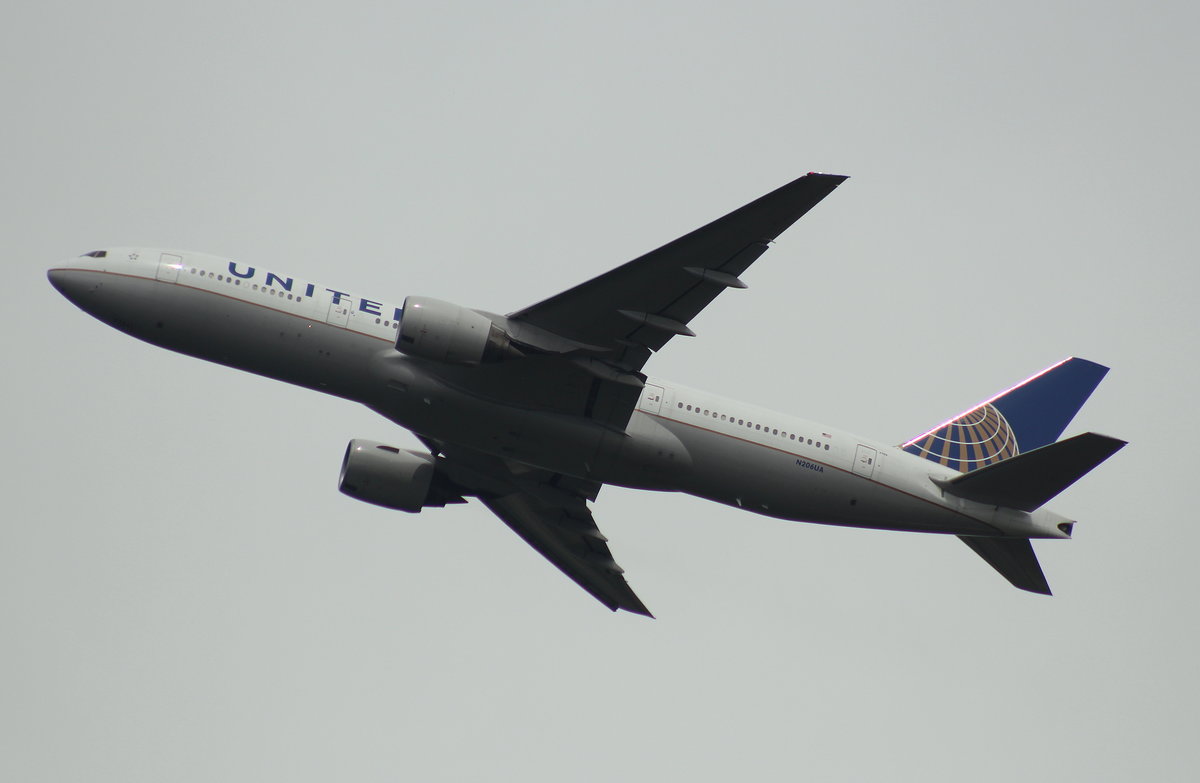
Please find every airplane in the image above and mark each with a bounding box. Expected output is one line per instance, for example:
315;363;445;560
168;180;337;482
47;173;1125;617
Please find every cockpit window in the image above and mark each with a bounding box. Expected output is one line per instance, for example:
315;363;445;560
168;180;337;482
82;250;107;258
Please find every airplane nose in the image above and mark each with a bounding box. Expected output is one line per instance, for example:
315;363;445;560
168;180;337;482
47;267;95;306
48;267;76;294
47;268;67;293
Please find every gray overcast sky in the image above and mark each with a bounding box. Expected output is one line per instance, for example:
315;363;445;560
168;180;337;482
4;2;1198;780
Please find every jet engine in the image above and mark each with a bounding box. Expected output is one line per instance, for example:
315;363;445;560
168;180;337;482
338;439;442;512
396;296;522;365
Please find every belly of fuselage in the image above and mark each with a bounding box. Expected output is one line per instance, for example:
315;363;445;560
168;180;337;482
77;273;381;401
658;419;999;535
84;274;1002;536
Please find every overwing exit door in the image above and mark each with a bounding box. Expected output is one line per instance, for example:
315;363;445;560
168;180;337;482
640;384;664;414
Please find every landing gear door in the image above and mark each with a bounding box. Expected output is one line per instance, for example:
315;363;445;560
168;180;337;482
639;384;664;415
853;444;877;478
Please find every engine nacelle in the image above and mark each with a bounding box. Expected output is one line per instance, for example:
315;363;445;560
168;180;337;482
338;439;436;513
396;296;520;365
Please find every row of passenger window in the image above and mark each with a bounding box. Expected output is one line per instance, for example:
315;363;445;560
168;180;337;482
677;401;830;450
188;268;305;303
187;268;401;332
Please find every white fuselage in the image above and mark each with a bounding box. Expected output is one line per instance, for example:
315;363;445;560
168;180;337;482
48;248;1072;541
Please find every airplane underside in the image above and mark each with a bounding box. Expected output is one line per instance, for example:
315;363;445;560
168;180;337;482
49;172;1124;614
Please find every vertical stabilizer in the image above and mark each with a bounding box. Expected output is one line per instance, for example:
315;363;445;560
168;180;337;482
901;357;1109;472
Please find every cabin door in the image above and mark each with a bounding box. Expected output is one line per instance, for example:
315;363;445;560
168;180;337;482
853;444;877;478
326;296;352;327
156;252;183;283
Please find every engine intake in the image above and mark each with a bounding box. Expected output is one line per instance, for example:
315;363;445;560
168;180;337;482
396;296;521;365
339;440;439;512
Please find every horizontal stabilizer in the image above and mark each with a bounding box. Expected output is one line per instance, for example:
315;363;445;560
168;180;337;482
936;432;1126;512
958;536;1052;594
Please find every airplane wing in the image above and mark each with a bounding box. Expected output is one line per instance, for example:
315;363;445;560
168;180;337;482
426;439;653;617
401;175;849;614
507;172;848;372
480;492;652;617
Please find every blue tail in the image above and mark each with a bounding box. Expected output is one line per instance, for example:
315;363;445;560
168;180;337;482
901;357;1109;472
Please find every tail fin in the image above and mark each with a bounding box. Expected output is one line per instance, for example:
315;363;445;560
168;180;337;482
950;434;1125;593
901;357;1109;472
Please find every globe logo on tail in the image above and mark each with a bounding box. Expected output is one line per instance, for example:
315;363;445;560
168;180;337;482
903;403;1018;472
